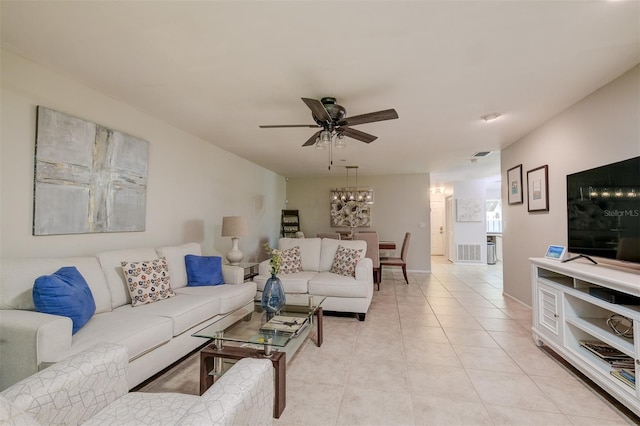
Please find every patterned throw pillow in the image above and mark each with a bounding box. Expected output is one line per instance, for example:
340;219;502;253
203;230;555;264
280;246;303;274
121;257;176;307
330;245;363;277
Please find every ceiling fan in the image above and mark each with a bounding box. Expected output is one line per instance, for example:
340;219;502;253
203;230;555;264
259;97;399;147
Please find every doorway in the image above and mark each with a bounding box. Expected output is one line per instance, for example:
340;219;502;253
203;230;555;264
430;197;445;255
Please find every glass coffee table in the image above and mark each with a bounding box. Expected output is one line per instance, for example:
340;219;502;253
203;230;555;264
193;295;325;418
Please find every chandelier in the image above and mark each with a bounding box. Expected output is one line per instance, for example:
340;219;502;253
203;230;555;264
330;165;374;205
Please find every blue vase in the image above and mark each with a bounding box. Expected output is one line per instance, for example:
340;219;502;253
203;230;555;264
262;274;286;313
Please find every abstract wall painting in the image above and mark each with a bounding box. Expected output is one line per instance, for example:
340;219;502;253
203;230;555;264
330;199;371;228
33;106;149;235
456;198;483;222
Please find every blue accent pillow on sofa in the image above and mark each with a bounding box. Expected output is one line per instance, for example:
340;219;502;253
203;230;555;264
185;255;225;286
33;266;96;334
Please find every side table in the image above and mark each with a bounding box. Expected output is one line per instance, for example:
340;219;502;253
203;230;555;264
232;262;260;282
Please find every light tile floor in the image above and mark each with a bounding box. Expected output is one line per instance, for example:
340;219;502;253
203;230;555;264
275;257;637;425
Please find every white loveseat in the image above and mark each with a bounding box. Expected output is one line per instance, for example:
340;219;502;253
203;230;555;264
254;238;373;320
0;242;257;391
0;342;274;425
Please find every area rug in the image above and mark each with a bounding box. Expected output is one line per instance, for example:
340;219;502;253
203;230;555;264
136;351;200;395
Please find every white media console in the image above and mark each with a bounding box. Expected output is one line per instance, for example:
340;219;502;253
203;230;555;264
531;257;640;416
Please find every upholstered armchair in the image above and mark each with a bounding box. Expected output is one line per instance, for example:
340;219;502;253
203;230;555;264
0;342;274;425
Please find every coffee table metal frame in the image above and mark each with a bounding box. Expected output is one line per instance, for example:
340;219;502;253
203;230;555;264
194;298;324;418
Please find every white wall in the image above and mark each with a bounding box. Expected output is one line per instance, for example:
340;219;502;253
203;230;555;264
501;65;640;306
286;173;431;272
452;178;494;264
1;50;286;261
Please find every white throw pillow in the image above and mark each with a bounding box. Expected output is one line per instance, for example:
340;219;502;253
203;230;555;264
121;257;175;307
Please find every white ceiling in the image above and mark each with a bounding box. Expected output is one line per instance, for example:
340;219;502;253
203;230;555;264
2;1;638;185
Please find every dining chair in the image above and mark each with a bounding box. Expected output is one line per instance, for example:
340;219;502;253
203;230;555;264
380;232;411;284
354;232;380;290
317;232;341;239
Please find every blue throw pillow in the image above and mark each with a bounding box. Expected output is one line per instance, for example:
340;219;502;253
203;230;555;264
185;255;225;286
33;266;96;334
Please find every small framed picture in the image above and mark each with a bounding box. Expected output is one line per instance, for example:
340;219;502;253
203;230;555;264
507;164;523;205
527;165;549;212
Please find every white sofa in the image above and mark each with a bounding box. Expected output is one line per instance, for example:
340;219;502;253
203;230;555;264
0;242;257;391
0;342;274;425
254;238;373;321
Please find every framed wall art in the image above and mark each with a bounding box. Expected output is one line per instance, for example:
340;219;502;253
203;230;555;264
507;164;523;205
456;198;483;222
527;165;549;212
330;199;371;228
33;106;149;235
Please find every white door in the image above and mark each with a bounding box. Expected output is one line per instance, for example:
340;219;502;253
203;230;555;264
430;199;445;255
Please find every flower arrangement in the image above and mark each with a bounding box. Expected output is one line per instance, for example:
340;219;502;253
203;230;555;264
262;243;281;276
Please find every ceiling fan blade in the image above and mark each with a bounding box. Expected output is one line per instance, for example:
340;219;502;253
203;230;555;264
340;127;378;144
259;124;320;128
339;109;399;126
302;130;322;147
301;98;331;123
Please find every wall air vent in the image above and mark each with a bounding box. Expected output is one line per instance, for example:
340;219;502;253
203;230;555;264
457;244;482;263
472;151;493;158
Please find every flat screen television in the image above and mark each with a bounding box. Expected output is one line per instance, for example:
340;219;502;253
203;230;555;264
566;156;640;266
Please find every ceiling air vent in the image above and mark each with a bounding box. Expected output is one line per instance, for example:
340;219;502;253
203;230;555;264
472;151;493;157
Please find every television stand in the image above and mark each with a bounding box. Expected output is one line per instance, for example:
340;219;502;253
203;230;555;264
562;254;598;265
531;258;640;417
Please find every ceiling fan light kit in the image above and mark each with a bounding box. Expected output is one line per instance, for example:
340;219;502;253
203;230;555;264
260;97;398;169
320;130;332;145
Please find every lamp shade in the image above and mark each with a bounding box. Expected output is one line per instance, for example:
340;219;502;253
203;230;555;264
221;216;248;237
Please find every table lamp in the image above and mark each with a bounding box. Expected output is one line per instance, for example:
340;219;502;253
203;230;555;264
221;216;249;265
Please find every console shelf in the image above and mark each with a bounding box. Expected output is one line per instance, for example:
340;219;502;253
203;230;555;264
281;210;300;238
531;258;640;415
